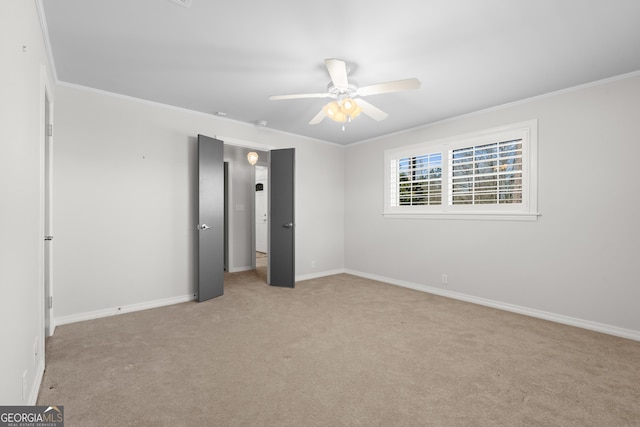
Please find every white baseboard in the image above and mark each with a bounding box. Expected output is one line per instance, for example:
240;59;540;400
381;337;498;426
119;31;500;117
29;359;45;405
227;266;254;273
226;267;346;281
55;293;197;326
296;269;346;282
52;270;639;342
51;268;343;327
345;269;640;342
52;269;339;328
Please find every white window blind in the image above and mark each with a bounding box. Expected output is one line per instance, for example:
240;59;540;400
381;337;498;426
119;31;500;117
449;139;523;205
384;120;538;220
390;153;442;206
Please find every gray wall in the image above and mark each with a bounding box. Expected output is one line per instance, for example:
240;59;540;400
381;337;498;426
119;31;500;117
344;73;640;337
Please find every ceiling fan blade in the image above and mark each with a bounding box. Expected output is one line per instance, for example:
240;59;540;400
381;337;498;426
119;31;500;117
356;98;389;121
357;78;421;96
269;93;330;100
309;108;326;125
325;58;349;91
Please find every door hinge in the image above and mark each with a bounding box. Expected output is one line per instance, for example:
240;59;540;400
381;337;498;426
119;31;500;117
48;124;53;137
49;296;53;309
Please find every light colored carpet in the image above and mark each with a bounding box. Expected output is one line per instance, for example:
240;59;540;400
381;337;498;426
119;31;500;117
38;272;640;426
256;251;267;268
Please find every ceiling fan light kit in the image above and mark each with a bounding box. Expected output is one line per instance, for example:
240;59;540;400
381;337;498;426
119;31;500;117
323;98;362;123
269;58;420;130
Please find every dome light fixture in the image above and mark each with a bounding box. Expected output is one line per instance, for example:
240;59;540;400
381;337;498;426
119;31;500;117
247;152;259;165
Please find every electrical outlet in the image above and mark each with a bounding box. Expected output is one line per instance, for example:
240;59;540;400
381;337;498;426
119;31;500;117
441;274;448;285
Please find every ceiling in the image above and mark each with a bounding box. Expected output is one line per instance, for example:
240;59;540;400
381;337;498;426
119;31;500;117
40;0;640;145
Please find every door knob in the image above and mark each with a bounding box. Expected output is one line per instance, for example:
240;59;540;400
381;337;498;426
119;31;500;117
282;222;294;228
197;224;211;231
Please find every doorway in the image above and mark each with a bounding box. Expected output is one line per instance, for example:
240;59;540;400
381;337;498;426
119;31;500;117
255;165;268;273
214;140;294;288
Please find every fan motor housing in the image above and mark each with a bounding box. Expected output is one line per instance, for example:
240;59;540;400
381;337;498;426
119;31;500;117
327;82;359;100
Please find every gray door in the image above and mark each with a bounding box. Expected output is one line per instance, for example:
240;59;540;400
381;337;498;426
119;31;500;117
197;134;224;301
269;148;295;288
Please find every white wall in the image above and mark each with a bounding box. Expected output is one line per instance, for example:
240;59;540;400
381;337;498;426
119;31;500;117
52;84;345;323
0;0;53;404
345;73;640;339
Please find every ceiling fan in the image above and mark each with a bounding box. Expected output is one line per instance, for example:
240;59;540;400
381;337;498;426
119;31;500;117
269;58;421;126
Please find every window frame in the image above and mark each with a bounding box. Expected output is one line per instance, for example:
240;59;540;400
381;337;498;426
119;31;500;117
383;119;539;221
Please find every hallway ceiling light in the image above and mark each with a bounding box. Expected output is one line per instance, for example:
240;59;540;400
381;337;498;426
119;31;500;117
247;152;259;165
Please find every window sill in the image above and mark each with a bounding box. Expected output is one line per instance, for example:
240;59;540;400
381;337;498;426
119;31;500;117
382;212;541;221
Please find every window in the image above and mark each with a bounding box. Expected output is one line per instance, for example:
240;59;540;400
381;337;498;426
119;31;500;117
391;153;442;206
384;120;538;220
449;139;522;205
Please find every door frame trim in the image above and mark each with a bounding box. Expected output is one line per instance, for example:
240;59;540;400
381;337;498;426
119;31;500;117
224;160;236;272
40;65;55;338
219;136;275;152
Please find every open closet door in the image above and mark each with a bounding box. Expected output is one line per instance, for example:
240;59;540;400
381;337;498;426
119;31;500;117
197;134;224;301
269;148;295;288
